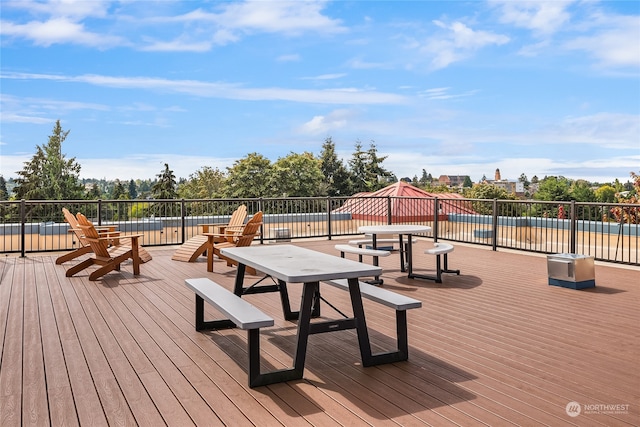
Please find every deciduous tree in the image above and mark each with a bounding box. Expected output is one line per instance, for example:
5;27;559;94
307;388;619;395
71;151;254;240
178;166;226;199
225;153;274;198
272;152;324;197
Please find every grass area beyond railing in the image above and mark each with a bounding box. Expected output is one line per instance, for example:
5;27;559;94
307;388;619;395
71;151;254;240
1;197;638;265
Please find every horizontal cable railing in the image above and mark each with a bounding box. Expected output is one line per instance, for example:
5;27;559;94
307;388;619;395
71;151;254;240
1;197;638;266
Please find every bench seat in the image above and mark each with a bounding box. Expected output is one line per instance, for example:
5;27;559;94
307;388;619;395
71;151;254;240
323;278;421;363
412;242;460;283
324;279;421;310
348;237;417;247
184;278;274;387
335;244;390;258
335;244;389;285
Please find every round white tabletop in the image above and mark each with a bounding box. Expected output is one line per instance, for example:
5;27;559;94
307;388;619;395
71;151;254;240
358;224;431;234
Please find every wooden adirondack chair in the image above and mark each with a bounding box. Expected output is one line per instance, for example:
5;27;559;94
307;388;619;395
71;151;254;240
56;208;152;265
171;204;247;262
65;213;147;281
207;211;263;274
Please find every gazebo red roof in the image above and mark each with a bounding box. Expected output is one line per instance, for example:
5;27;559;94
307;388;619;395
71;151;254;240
335;181;475;222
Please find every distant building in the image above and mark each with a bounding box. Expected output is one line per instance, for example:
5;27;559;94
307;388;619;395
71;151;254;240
438;175;470;188
482;168;524;196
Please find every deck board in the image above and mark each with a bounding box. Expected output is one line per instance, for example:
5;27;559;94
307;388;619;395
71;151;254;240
1;239;638;426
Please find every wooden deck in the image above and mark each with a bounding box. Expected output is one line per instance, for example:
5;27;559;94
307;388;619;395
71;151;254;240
1;239;638;426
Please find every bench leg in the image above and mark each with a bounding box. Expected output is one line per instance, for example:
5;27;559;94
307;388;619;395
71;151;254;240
194;295;235;331
411;253;460;283
341;251;383;286
248;283;319;387
346;279;410;366
442;254;461;276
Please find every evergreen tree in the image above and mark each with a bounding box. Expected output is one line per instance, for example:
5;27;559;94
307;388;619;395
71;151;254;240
86;183;102;200
365;142;394;191
348;141;393;193
111;180;127;199
348;142;368;193
0;175;8;200
318;137;353;196
128;179;138;199
418;169;430;187
13;120;84;200
518;173;530;188
151;163;178;199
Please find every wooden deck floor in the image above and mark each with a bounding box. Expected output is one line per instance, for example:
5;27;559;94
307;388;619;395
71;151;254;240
1;239;639;426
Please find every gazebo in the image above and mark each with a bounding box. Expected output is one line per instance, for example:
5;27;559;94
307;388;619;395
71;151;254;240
334;181;476;223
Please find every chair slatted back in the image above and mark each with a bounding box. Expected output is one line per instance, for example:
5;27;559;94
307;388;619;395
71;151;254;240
220;205;248;242
233;211;263;247
76;213;111;259
63;208;89;247
229;205;248;228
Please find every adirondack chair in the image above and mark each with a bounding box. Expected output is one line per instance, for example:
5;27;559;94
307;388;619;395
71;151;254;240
56;208;152;265
171;204;247;262
64;213;147;281
207;211;263;274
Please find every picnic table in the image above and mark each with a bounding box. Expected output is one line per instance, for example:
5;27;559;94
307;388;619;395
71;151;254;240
219;244;420;386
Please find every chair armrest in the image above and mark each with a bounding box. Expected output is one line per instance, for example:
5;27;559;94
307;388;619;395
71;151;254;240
95;233;143;241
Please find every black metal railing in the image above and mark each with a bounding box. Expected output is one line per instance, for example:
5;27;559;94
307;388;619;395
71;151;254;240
1;197;638;265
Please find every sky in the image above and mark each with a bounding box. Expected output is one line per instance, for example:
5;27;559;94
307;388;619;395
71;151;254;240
1;0;639;185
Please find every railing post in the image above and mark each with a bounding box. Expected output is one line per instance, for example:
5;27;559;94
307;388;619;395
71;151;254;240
570;200;577;254
97;199;102;225
433;197;439;242
492;199;498;251
326;197;332;240
20;199;26;258
258;198;264;244
387;196;392;225
180;199;186;244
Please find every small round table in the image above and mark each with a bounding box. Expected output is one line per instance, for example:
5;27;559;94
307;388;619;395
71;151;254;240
358;224;432;278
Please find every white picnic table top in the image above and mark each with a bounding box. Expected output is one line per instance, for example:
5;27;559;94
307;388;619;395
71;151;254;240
220;244;382;283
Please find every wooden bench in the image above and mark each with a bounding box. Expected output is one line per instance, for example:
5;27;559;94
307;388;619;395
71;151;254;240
324;279;421;362
420;242;460;283
184;278;274;388
335;244;389;285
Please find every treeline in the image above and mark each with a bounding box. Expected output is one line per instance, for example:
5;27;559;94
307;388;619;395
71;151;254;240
1;121;638;208
2;121;398;201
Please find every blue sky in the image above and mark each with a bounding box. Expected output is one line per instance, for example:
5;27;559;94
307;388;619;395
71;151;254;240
1;0;639;184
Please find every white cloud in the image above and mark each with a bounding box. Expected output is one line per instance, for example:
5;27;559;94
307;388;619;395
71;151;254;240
0;16;124;47
0;154;237;181
1;72;407;105
0;95;109;124
301;73;346;80
212;1;346;35
1;0;343;51
417;87;478;100
563;15;640;70
421;21;509;69
277;54;301;62
298;109;353;135
2;0;110;20
491;0;574;35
